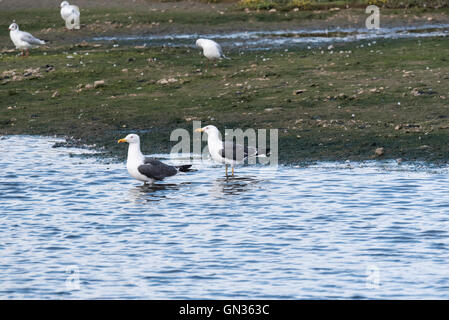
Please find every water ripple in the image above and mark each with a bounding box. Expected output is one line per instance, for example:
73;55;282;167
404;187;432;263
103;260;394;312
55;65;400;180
1;135;449;299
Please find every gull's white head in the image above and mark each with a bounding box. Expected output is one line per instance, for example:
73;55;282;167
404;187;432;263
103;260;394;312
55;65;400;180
195;125;219;136
8;23;18;31
60;1;70;8
195;39;205;49
118;133;140;145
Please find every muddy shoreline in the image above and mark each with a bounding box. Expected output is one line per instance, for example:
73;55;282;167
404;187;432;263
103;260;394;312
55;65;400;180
1;4;449;164
2;3;449;45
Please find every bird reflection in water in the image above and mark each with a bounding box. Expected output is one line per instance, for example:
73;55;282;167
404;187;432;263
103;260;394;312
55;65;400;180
128;182;190;203
211;176;260;197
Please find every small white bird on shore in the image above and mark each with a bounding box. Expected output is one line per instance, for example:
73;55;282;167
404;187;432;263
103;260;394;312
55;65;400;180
8;23;46;57
195;125;269;176
118;134;193;184
196;38;229;65
60;1;80;30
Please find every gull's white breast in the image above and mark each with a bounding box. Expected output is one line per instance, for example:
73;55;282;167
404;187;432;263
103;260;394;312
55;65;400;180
10;31;29;49
207;137;231;165
126;159;153;183
202;41;222;60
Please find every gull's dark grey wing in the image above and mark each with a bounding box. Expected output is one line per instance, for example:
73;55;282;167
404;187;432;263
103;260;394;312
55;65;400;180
220;141;256;162
220;141;266;162
138;157;178;181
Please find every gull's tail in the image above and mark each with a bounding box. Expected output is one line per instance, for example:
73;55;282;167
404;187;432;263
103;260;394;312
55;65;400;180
256;148;270;158
176;164;194;172
246;147;271;160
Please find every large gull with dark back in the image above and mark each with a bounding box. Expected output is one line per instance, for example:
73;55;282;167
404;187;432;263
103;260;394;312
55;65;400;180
195;125;270;176
118;134;193;184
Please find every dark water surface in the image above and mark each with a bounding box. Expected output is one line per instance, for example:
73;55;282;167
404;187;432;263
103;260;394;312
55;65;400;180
1;136;449;299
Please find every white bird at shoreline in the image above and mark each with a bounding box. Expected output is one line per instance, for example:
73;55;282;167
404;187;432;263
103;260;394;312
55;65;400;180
60;1;80;30
196;38;229;63
195;125;269;176
118;134;193;184
8;23;45;57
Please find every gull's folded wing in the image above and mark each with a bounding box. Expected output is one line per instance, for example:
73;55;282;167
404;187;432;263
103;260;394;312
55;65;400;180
20;32;44;45
138;157;178;180
221;141;256;162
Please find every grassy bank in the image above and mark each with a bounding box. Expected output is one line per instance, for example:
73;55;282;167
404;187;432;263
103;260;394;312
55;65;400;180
1;3;449;164
237;0;449;11
2;36;449;164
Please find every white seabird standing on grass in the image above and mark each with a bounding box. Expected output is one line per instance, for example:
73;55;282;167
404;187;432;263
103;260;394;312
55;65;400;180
8;23;46;57
60;1;80;30
118;134;193;184
195;125;269;177
195;38;229;66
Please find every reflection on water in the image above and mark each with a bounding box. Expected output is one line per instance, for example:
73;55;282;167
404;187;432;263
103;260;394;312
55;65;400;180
129;183;186;203
211;176;261;197
1;135;449;299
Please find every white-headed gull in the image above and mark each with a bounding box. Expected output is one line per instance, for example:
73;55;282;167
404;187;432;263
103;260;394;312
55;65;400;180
195;38;229;65
60;1;80;30
9;23;46;57
118;134;193;184
195;125;269;176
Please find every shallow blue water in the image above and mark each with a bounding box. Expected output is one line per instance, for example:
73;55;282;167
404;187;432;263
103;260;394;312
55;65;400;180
91;24;449;50
1;135;449;299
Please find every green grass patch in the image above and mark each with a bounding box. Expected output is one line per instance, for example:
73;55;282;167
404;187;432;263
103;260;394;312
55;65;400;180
2;35;449;163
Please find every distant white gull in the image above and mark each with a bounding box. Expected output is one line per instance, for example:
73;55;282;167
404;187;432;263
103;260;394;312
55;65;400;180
9;23;45;56
118;134;193;184
60;1;80;30
195;125;269;176
195;38;229;64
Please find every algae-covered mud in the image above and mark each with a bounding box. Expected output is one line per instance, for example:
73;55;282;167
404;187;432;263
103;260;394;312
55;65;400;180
1;1;449;164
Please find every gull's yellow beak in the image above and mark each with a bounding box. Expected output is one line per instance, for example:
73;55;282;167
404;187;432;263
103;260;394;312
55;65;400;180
117;138;127;143
194;128;203;133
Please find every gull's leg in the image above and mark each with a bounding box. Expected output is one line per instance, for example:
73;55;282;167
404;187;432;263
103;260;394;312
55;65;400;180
225;164;228;177
232;167;234;176
25;49;29;57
